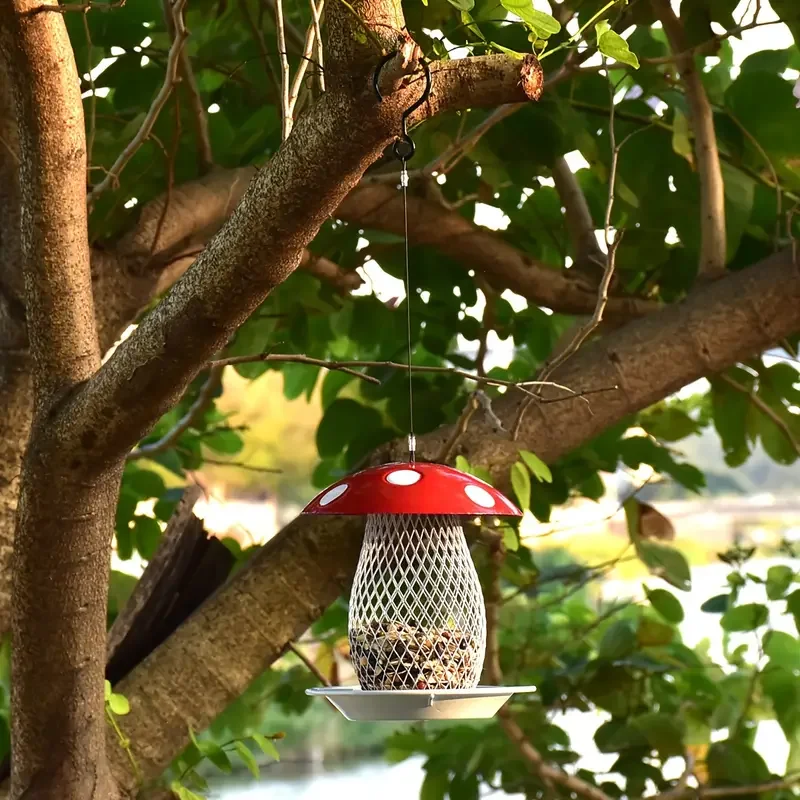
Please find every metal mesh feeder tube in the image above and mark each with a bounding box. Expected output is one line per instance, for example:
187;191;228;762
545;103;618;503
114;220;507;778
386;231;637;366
349;513;486;691
302;462;536;720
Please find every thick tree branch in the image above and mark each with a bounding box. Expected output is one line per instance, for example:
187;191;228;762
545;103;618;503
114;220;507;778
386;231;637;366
0;2;117;798
107;248;800;790
337;183;654;318
652;0;727;280
53;53;546;474
1;2;99;403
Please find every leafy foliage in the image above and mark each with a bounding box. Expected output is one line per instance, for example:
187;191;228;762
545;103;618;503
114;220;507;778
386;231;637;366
50;0;800;794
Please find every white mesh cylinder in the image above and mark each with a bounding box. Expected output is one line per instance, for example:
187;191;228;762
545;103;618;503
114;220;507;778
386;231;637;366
348;514;486;691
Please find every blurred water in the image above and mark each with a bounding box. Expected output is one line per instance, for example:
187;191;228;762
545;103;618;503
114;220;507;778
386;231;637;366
209;756;428;799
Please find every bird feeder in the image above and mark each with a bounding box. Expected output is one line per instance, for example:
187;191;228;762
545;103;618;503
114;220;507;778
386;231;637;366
302;462;536;721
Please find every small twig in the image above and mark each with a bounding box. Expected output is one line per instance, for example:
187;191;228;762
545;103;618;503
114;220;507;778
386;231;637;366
82;15;97;183
436;392;482;464
211;353;381;384
32;0;125;12
149;93;181;257
194;457;282;473
640;18;783;66
331;0;384;55
258;0;306;51
288;0;325;117
210;352;611;405
651;777;800;800
127;364;222;461
274;0;292;139
89;0;189;202
511;63;625;440
719;373;800;456
309;0;325;93
288;642;332;687
239;0;281;96
161;0;213;173
723;108;781;251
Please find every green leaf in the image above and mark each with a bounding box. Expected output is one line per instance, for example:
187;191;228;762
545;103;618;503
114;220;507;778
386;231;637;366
766;564;794;600
637;541;691;591
491;42;525;60
203;429;244;455
597;27;640;69
519;450;553;483
672;108;693;164
445;0;473;9
108;693;130;716
644;587;685;623
190;728;232;773
624;497;640;543
125;468;166;499
251;733;280;761
133;515;162;560
510;461;531;510
763;630;800;669
721;603;769;632
170;782;206;800
104;680;112;701
461;9;485;41
599;620;637;660
234;740;260;778
499;0;561;38
637;616;675;646
317;399;382;459
502;526;519;552
700;594;730;613
420;769;449;800
707;740;770;785
631;712;686;757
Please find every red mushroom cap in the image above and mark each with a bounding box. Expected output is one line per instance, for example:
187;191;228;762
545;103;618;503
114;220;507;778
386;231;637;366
302;462;522;517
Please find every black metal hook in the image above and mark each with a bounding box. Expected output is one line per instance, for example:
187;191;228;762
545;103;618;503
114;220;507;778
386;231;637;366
373;52;432;162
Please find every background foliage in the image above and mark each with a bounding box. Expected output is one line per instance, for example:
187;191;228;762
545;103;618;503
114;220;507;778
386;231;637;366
41;0;800;796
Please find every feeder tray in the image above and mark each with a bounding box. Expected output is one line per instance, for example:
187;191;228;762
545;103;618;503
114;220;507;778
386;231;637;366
302;462;536;720
307;685;537;721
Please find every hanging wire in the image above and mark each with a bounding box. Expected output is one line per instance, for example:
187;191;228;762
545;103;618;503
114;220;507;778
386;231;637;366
374;53;432;462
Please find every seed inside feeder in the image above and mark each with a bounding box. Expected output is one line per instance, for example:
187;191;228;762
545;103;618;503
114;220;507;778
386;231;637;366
348;514;486;691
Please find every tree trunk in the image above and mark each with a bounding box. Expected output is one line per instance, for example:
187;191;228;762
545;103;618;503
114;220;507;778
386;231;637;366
12;459;121;800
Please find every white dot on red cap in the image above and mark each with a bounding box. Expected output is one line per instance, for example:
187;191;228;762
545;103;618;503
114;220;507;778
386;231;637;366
386;469;421;486
319;484;348;506
464;484;495;508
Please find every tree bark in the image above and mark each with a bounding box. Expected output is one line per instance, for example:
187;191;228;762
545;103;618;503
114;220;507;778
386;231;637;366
0;1;112;797
108;247;800;790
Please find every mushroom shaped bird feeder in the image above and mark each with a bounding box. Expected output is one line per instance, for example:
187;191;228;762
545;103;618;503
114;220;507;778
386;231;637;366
303;55;536;721
302;463;536;720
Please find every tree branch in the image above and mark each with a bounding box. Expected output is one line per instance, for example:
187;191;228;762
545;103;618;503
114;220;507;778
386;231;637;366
651;0;727;280
126;365;222;461
275;0;292;139
107;247;800;790
337;183;655;318
89;0;189;202
485;538;611;800
1;1;99;402
51;53;549;474
551;156;604;277
161;0;213;174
